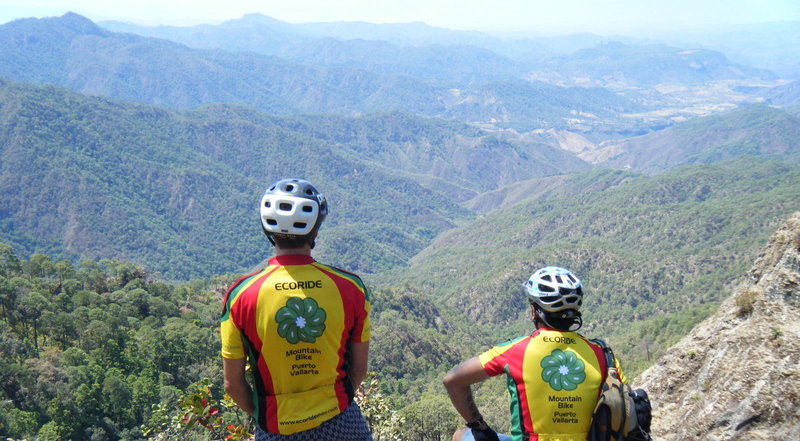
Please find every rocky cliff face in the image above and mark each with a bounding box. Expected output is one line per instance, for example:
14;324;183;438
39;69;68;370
636;212;800;440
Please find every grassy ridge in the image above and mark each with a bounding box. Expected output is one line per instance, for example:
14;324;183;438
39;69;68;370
598;104;800;173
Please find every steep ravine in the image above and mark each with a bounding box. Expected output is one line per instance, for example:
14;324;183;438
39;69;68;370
636;211;800;440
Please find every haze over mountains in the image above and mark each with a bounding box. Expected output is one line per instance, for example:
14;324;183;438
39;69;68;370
2;13;794;136
0;11;799;440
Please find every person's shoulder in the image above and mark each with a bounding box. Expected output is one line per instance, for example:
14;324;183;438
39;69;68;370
226;269;266;294
480;335;530;364
314;261;363;278
584;336;608;348
312;261;367;291
494;335;530;349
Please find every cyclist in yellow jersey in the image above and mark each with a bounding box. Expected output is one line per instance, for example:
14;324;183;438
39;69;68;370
220;178;373;441
443;267;626;441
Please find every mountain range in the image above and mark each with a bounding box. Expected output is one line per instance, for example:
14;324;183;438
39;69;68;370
98;13;798;78
0;78;599;279
3;73;799;280
2;13;790;135
3;74;799;372
1;11;800;439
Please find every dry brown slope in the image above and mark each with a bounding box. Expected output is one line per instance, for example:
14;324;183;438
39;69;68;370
636;211;800;440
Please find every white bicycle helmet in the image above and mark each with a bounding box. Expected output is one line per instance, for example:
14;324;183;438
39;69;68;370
260;178;328;239
524;266;583;313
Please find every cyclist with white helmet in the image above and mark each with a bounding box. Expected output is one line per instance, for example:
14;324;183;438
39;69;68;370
220;178;373;441
443;267;624;441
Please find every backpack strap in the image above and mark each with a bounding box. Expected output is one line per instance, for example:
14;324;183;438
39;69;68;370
591;338;616;374
589;338;628;441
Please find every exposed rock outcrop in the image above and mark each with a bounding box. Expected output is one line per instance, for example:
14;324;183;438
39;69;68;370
637;212;800;440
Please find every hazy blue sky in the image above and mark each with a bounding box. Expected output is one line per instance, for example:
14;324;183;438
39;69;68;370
1;0;798;34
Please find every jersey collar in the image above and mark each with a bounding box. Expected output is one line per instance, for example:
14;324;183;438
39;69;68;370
269;254;315;266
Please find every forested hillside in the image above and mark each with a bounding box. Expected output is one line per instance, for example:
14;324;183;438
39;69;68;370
0;79;603;279
0;246;226;439
0;80;462;278
764;79;800;107
378;158;800;374
585;104;800;172
464;168;639;213
6;77;796;284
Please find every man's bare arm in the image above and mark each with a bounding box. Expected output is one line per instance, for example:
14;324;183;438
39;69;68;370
348;341;369;390
442;357;490;425
223;357;254;416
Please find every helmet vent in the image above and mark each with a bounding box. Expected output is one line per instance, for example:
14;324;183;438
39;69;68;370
538;284;555;292
261;178;327;239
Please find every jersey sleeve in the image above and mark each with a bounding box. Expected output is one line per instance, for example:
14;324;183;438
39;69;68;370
350;286;371;343
219;278;248;359
220;315;245;359
478;336;526;377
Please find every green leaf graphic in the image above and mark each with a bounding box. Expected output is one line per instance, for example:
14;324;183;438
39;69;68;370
275;297;327;344
540;349;586;391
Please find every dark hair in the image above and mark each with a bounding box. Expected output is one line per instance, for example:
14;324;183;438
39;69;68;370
273;235;311;250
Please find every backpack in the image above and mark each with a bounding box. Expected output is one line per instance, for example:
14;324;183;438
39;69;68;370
589;339;653;441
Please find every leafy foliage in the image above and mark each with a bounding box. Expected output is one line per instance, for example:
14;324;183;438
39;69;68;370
143;379;252;441
355;374;405;441
0;246;491;440
0;247;229;439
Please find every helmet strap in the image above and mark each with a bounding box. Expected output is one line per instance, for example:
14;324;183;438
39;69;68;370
532;304;553;330
534;304;583;331
307;230;318;249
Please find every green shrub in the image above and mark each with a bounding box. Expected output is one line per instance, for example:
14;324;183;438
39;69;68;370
735;290;759;317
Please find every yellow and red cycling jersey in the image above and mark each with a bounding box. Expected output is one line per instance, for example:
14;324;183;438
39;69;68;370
220;255;370;435
479;329;610;441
